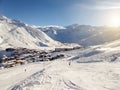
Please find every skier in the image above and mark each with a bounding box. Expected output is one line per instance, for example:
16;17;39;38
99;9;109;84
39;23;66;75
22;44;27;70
111;55;117;62
69;61;71;66
25;68;26;72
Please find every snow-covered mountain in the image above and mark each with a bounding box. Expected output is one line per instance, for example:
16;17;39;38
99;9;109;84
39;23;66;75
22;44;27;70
1;14;119;49
1;15;120;90
38;24;120;46
0;15;60;49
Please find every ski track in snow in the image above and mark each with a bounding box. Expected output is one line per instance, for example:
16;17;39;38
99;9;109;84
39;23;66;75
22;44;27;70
1;47;120;90
9;60;84;90
8;60;120;90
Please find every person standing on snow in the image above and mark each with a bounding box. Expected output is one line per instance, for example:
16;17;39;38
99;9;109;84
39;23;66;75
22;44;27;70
24;68;26;72
69;60;71;66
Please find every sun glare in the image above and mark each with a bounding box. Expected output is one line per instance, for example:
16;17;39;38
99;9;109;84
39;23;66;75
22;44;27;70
107;14;120;27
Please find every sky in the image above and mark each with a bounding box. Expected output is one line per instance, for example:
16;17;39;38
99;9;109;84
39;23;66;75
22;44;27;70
0;0;120;26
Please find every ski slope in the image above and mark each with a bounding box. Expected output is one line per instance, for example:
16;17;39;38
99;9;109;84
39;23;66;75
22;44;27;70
6;60;120;90
0;46;120;90
0;62;52;90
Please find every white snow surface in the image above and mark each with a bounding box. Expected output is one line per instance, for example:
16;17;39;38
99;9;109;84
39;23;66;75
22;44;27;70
0;15;60;49
1;44;120;90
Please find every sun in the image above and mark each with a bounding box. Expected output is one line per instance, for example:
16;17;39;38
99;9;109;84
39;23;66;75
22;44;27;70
107;14;120;27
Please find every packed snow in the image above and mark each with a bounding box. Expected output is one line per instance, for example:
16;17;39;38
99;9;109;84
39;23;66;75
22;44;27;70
0;44;120;90
9;61;120;90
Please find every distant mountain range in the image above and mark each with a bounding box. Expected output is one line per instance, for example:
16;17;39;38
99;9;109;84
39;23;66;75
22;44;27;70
1;14;120;50
38;24;120;46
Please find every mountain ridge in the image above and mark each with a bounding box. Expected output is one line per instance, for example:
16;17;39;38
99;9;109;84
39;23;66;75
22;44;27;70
38;24;120;46
0;15;59;49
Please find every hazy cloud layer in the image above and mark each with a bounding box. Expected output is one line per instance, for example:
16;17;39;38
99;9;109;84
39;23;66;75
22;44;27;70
77;0;120;9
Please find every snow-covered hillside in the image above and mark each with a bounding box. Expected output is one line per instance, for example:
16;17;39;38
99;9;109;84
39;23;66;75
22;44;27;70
0;22;120;90
0;15;59;49
1;14;120;90
38;24;120;46
1;42;120;90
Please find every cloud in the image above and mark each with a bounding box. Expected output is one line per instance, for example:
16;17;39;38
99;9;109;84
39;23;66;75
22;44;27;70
99;0;120;3
77;0;120;10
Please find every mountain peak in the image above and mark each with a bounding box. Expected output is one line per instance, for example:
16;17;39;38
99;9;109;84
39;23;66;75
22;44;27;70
0;14;7;20
0;14;59;49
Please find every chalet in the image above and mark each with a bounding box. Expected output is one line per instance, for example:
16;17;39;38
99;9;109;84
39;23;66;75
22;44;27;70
55;47;73;52
73;46;81;50
6;48;16;52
